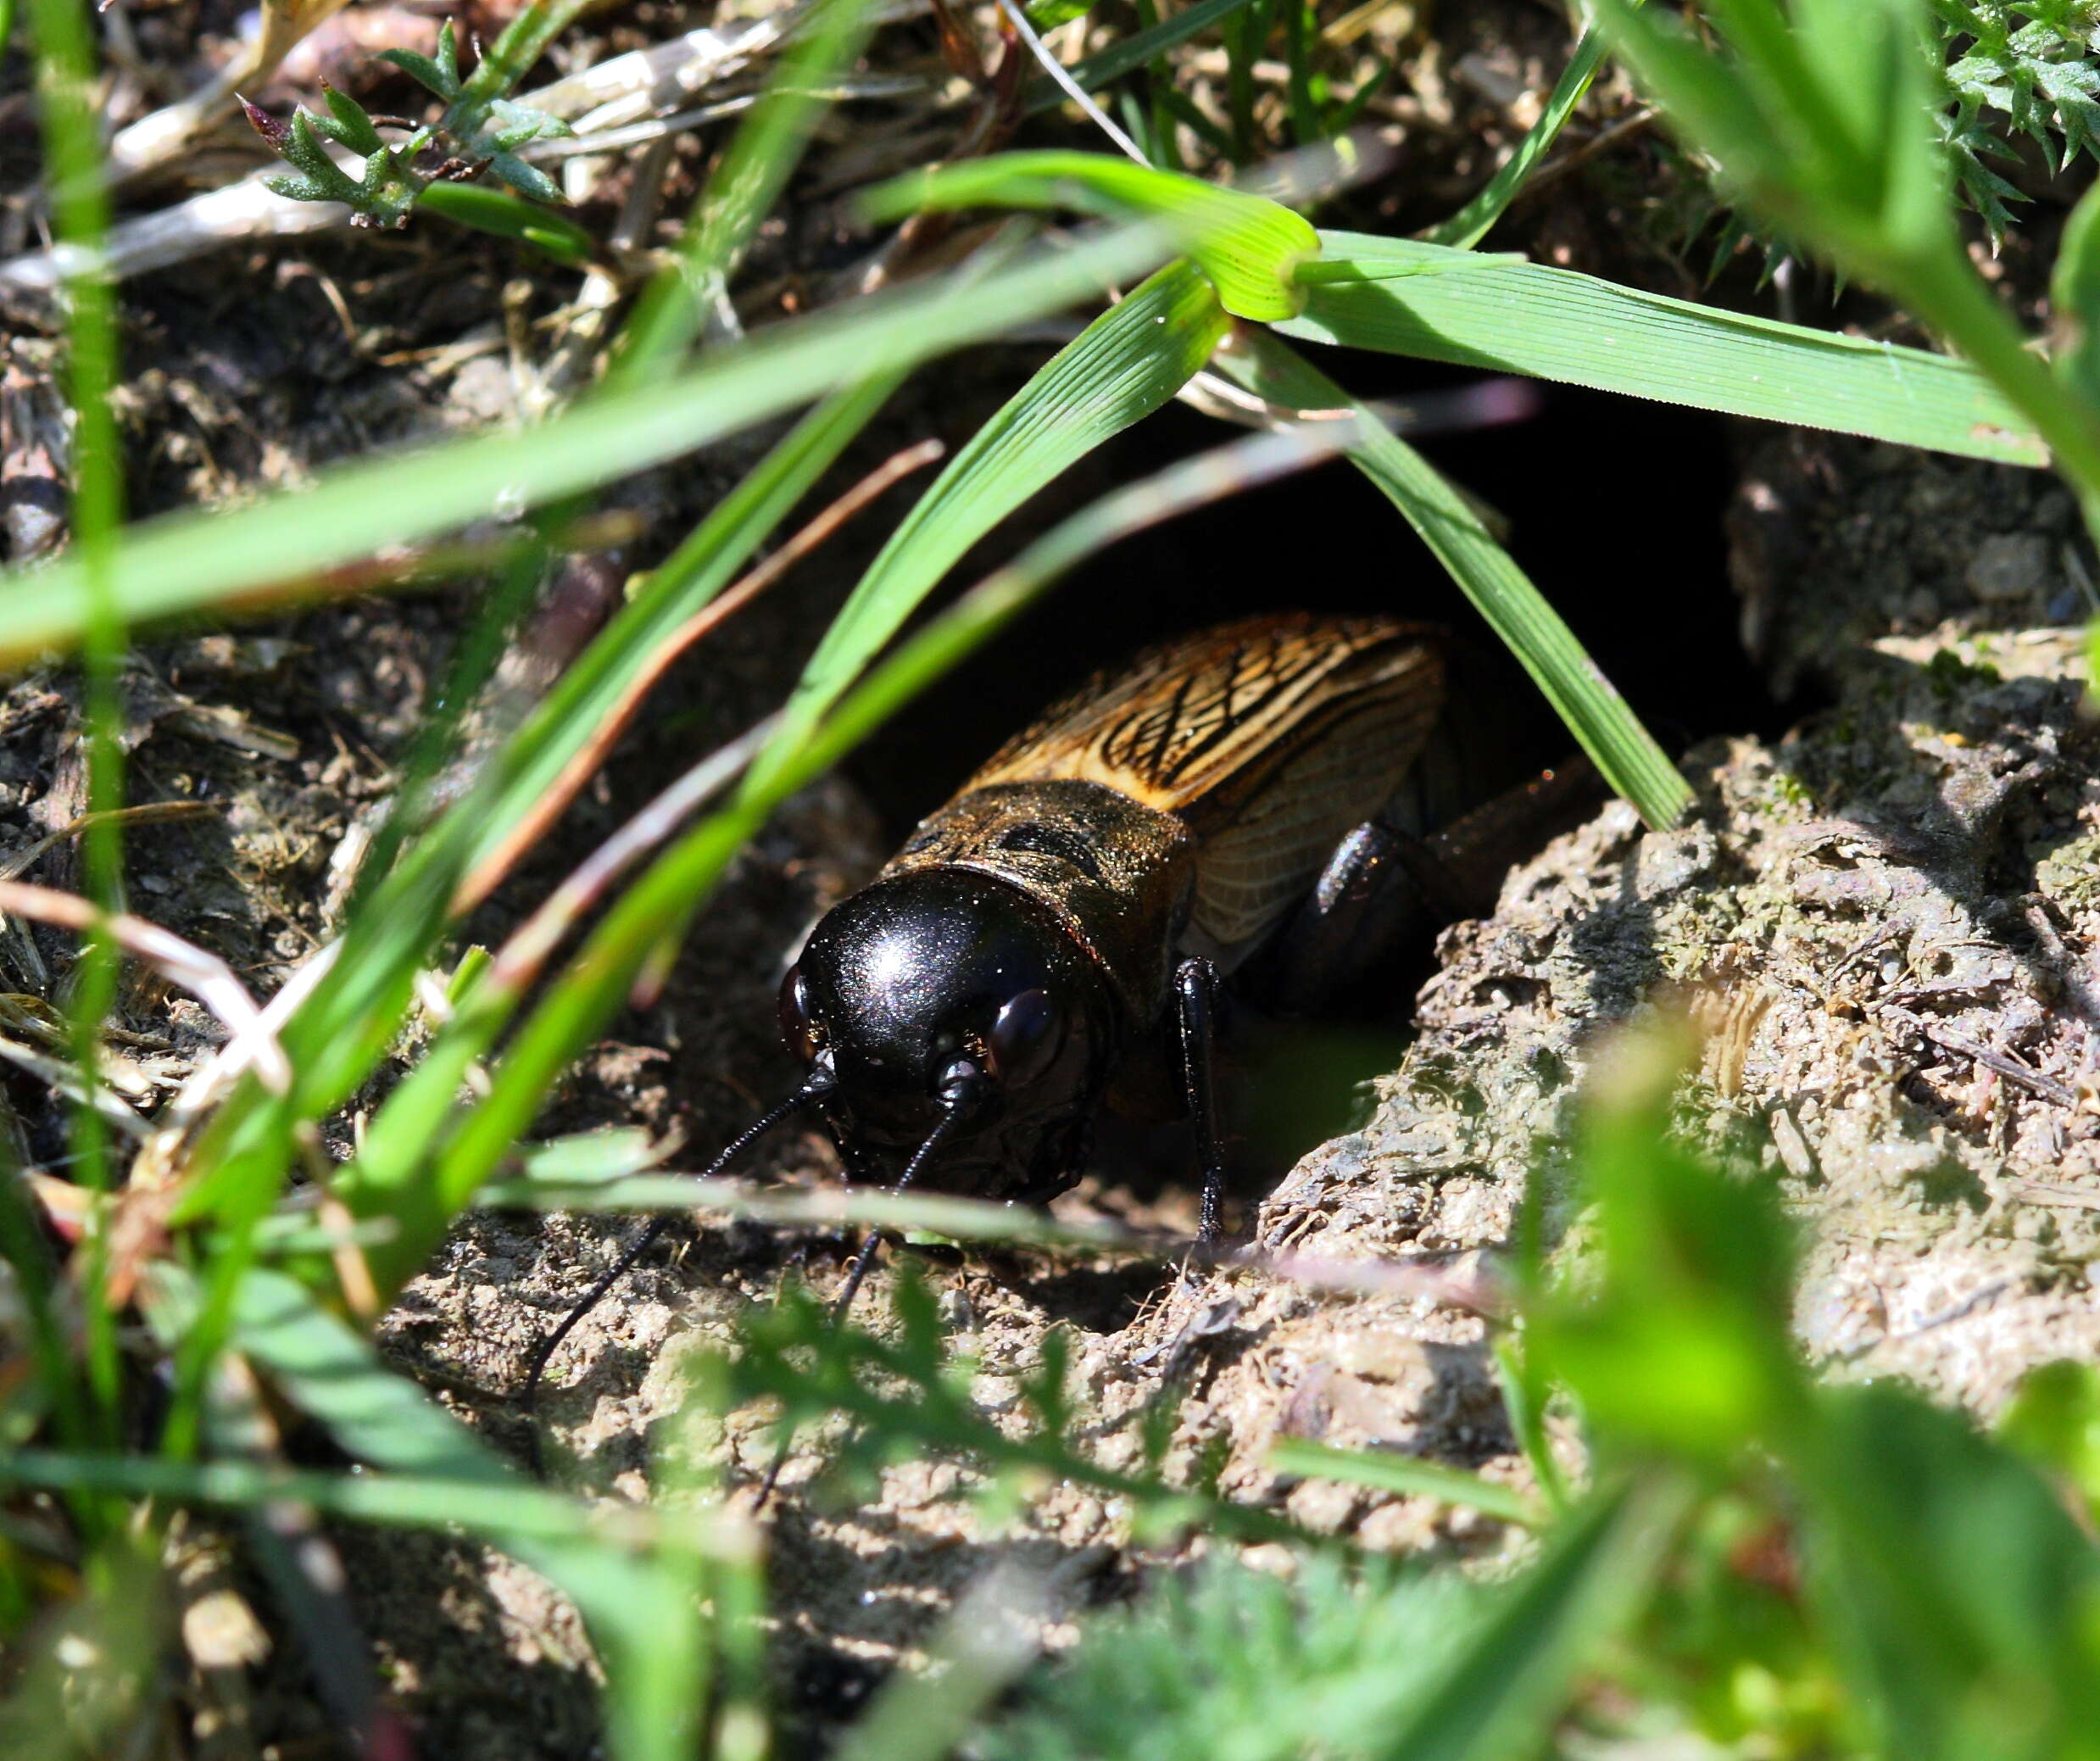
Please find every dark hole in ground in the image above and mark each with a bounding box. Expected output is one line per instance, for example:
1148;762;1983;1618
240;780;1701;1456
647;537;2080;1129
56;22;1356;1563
848;364;1774;828
838;359;1776;1227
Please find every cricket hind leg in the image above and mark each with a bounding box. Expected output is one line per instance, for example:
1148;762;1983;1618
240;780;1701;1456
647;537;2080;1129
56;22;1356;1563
1238;820;1448;1018
1244;755;1607;1019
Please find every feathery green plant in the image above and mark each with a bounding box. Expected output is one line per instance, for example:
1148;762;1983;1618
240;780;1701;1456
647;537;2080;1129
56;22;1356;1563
1937;1;2100;238
242;14;577;234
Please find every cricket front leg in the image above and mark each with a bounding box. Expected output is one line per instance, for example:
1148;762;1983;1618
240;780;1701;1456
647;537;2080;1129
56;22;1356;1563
1174;955;1226;1247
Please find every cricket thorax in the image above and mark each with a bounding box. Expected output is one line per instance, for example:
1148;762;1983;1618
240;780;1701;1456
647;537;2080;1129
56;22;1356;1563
881;778;1196;1021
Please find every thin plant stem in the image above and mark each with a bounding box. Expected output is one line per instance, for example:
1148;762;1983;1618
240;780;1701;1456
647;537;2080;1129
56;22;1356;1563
24;0;125;1451
1884;243;2100;535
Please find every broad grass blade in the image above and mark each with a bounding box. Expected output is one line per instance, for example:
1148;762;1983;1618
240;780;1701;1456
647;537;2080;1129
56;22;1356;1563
1290;231;2045;465
232;1268;515;1481
748;258;1229;790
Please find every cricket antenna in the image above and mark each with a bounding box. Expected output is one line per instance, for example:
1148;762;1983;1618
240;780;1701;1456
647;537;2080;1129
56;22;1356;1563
522;1071;831;1477
754;1059;984;1510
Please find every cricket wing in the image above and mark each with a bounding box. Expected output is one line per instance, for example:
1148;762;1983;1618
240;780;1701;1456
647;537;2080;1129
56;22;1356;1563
969;614;1446;956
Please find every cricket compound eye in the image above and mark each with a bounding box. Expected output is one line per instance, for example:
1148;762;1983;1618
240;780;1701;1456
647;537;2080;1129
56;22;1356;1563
778;962;821;1064
986;987;1061;1084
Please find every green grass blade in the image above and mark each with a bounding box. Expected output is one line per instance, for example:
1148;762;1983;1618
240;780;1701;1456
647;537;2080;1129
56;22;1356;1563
1584;0;1807;200
1585;0;2100;522
173;386;898;1228
420;180;597;265
0;219;1172;665
1290;231;2047;465
222;1268;717;1761
1021;0;1259;116
1378;1475;1689;1761
0;1444;713;1550
609;0;878;387
337;525;554;926
231;1269;516;1482
455;376;903;878
192;0;900;1190
2053;176;2100;415
747;257;1229;792
867;151;1317;320
1224;335;1693;828
25;0;130;1464
1423;19;1621;250
1267;1439;1540;1526
476;1169;1150;1248
0;1128;96;1480
103;8;905;1362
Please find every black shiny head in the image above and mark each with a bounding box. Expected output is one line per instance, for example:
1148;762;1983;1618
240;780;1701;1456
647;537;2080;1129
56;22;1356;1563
782;869;1120;1201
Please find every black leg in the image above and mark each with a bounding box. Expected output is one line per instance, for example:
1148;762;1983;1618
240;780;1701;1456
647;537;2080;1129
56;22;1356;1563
1248;759;1607;1020
1174;956;1226;1246
1244;820;1445;1018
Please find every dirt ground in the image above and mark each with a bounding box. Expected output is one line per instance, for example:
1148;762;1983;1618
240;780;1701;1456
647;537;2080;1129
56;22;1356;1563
364;433;2100;1761
7;0;2099;1754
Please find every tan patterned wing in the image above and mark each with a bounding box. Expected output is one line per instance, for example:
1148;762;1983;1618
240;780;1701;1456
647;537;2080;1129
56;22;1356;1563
969;614;1446;955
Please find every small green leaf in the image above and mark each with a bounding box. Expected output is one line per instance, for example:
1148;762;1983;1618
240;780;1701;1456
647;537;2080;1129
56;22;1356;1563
485;97;575;148
279;107;345;181
348;145;426;229
316;81;385;155
381;21;462;100
263;172;348;206
486;149;566;206
1025;0;1089;27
